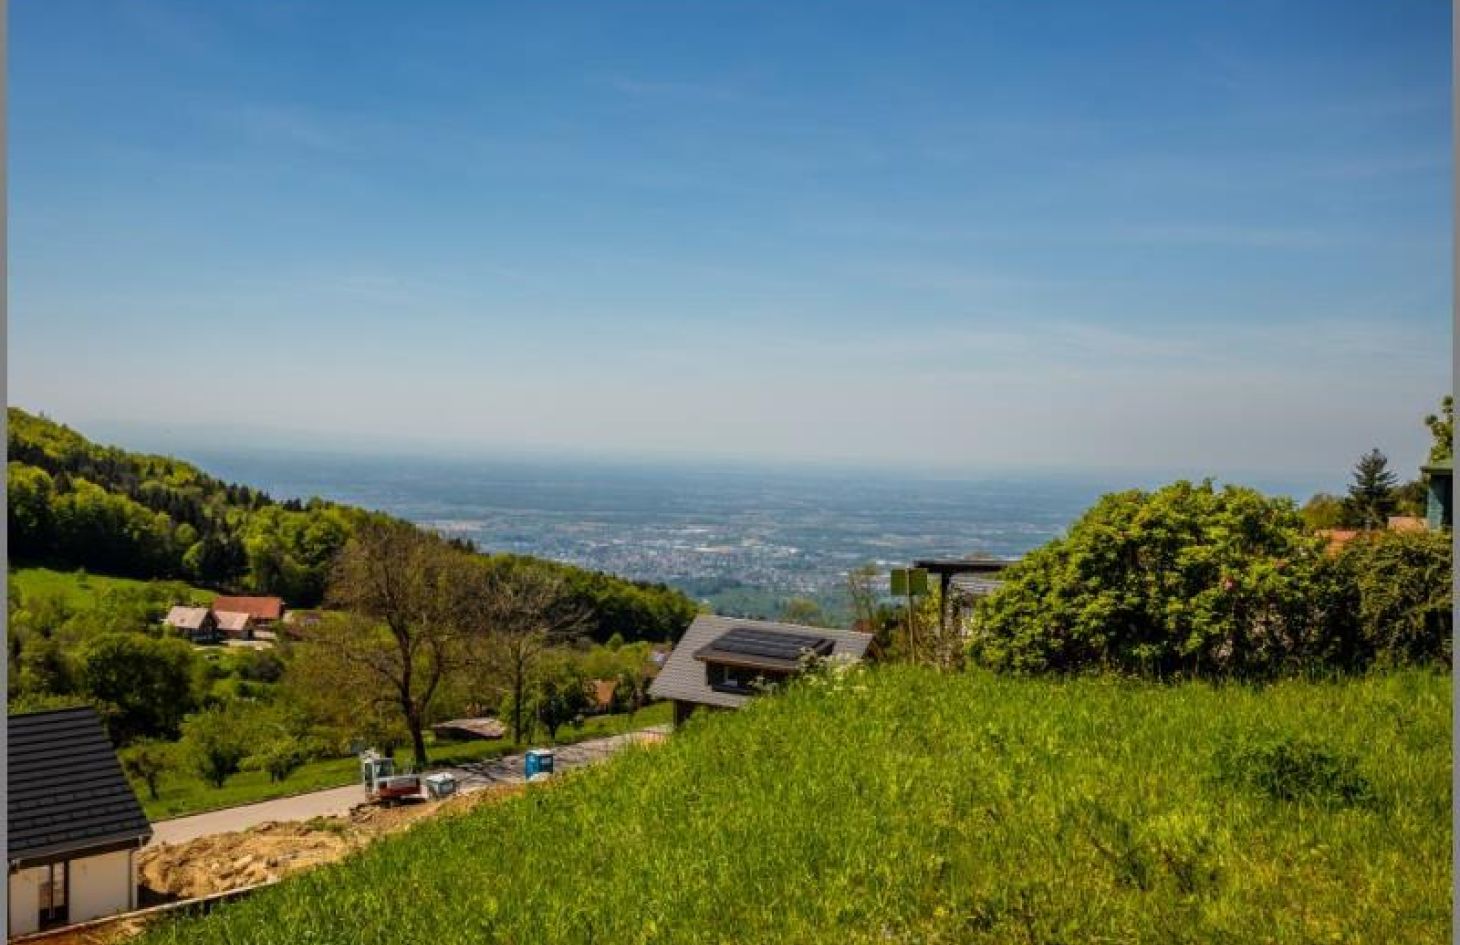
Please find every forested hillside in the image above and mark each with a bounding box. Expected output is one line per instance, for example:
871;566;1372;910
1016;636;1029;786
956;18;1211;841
7;408;694;640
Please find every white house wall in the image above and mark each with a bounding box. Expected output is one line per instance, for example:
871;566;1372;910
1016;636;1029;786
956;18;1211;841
70;849;134;925
8;850;135;938
8;865;45;938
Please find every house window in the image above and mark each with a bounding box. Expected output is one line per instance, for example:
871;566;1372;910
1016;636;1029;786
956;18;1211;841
706;662;788;694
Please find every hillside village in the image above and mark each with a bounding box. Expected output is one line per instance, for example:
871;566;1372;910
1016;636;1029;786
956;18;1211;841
2;398;1451;943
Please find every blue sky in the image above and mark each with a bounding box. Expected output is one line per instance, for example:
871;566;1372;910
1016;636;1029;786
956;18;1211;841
10;1;1451;479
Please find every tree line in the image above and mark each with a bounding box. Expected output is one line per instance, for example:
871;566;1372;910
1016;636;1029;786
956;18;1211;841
7;408;695;642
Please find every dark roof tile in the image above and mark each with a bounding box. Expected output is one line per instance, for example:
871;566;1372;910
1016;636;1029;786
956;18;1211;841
7;706;152;862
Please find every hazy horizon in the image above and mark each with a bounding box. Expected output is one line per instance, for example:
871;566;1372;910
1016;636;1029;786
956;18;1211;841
14;405;1346;500
10;2;1450;477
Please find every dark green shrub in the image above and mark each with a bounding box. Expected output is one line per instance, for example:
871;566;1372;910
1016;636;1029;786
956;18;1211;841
1215;734;1372;806
970;481;1333;677
1332;529;1452;667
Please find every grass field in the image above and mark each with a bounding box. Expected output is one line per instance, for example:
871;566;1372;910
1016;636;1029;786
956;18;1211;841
143;701;673;820
138;665;1450;944
9;566;214;608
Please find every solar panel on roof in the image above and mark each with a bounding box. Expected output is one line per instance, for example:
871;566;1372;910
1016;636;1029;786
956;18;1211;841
712;627;834;660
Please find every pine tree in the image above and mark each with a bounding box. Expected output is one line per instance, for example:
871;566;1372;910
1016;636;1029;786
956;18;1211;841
1345;448;1398;529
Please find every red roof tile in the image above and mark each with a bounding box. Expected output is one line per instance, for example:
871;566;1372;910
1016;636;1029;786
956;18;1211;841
212;595;285;621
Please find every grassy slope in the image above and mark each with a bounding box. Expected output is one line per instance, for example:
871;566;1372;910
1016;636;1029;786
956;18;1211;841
143;701;672;821
9;566;214;608
140;667;1450;944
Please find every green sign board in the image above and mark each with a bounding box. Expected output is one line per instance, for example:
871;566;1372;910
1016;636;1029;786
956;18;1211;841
890;567;928;597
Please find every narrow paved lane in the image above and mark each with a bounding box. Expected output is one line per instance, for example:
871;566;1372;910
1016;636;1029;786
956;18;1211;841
149;726;669;847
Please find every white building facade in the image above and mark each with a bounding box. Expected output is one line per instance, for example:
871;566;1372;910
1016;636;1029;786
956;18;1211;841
8;708;152;938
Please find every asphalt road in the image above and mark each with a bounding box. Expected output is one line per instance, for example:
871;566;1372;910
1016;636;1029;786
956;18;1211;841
149;725;670;847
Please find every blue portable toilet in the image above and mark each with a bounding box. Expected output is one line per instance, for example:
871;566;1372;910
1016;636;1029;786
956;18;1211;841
525;748;555;781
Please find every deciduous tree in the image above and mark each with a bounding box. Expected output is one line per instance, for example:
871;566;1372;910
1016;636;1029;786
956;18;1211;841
121;739;174;801
533;661;590;742
78;632;197;743
319;519;473;767
464;559;589;744
779;597;827;627
1425;395;1453;463
181;704;251;789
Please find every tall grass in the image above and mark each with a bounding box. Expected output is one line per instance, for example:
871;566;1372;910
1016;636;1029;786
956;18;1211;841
139;666;1450;944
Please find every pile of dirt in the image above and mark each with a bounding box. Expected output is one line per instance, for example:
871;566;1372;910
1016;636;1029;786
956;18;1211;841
138;821;356;901
138;784;524;902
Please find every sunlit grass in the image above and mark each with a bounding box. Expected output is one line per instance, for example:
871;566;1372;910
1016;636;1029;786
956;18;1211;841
139;666;1450;944
10;566;213;609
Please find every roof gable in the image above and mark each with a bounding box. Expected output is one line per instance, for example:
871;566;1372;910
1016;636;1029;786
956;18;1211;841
164;605;213;630
215;610;253;632
8;706;152;863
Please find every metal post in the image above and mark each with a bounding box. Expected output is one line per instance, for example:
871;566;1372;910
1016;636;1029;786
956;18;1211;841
906;583;916;664
939;572;951;666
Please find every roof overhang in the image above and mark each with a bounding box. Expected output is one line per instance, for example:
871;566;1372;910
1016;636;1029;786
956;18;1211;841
913;558;1014;575
9;830;153;870
691;646;802;673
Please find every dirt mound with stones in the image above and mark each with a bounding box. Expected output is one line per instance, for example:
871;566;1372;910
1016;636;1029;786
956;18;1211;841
139;784;524;902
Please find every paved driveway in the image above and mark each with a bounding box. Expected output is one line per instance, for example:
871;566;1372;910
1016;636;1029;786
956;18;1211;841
149;726;669;847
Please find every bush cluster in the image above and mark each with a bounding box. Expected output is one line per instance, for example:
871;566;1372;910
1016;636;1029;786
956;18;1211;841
971;480;1451;678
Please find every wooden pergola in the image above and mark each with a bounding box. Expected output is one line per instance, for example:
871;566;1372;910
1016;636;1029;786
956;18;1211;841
913;556;1014;641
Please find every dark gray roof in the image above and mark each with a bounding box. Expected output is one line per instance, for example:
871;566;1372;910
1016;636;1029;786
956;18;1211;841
8;706;152;864
650;615;872;710
913;557;1013;575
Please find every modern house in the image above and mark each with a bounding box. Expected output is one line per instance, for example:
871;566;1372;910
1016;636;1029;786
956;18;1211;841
8;706;153;938
162;605;219;643
650;615;873;726
211;595;286;628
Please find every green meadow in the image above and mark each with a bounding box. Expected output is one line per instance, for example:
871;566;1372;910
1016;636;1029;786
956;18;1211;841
139;665;1450;944
9;566;213;610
